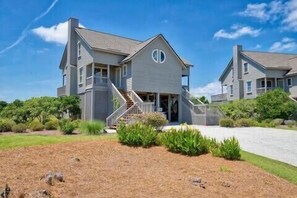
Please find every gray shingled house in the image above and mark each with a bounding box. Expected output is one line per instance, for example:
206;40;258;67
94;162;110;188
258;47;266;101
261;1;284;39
58;18;223;126
212;45;297;102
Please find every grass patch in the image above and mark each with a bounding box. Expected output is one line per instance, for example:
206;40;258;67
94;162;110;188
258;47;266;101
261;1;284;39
276;125;297;131
241;151;297;185
0;133;117;150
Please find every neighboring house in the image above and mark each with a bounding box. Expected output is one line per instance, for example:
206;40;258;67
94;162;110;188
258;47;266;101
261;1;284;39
212;45;297;102
58;18;222;126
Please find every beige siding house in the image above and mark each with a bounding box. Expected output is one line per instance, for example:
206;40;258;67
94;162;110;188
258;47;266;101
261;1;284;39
58;18;223;126
212;45;297;102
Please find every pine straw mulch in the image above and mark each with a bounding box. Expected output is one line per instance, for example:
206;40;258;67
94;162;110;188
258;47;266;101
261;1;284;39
0;140;296;198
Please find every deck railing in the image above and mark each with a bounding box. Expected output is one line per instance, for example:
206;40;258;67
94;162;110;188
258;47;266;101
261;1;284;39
57;86;66;96
86;76;108;87
106;80;127;126
129;91;155;113
211;93;227;102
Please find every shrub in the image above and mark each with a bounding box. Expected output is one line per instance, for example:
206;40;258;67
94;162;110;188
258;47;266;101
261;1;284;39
235;118;256;127
117;123;158;148
284;120;296;126
12;123;27;133
161;127;209;156
44;120;58;130
58;119;76;135
134;112;168;129
79;120;105;135
0;119;16;132
219;118;234;127
207;138;221;157
220;99;257;120
71;119;81;129
272;118;284;126
220;137;241;160
28;120;44;131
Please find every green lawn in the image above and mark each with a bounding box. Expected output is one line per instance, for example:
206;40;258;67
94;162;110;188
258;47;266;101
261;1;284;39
241;151;297;185
0;133;117;150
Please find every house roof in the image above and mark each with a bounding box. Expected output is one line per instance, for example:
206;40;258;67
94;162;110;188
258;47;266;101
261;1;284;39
75;27;192;66
242;51;296;70
286;57;297;76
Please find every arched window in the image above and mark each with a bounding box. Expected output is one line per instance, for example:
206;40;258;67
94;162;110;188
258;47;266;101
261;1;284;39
152;49;158;63
160;50;166;63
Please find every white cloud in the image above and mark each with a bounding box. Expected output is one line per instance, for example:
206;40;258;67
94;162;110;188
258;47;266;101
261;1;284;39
214;24;261;40
254;44;262;49
191;81;226;100
32;21;84;45
269;37;297;52
282;0;297;31
0;0;59;54
36;48;49;54
238;3;269;21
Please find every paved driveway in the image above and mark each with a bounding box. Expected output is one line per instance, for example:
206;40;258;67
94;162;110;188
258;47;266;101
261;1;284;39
163;125;297;167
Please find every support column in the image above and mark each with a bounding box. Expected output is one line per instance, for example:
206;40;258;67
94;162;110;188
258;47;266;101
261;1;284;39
156;93;160;111
168;95;171;122
221;83;223;94
107;64;110;79
178;94;182;123
265;77;267;93
187;76;190;90
275;78;277;89
92;63;95;85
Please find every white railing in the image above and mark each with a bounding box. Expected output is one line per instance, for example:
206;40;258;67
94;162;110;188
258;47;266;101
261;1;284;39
256;87;275;95
86;76;93;86
112;103;142;125
211;93;227;102
182;88;206;114
106;80;127;126
86;76;108;87
129;91;155;113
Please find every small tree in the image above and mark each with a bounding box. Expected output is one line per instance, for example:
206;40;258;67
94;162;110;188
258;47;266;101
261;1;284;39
256;89;297;120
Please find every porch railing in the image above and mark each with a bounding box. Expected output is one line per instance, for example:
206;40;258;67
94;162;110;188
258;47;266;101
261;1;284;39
256;87;275;95
211;93;227;102
57;86;66;97
129;91;155;113
86;76;108;87
106;80;127;127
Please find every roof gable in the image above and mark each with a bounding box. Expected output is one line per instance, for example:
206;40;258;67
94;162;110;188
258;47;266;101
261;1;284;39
219;58;233;81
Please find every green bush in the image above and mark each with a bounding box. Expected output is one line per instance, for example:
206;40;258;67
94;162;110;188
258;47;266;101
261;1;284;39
0;119;16;132
71;119;81;129
207;138;221;157
220;99;257;120
161;127;209;156
284;120;296;126
79;120;105;135
117;123;158;148
58;119;76;135
220;137;241;160
219;118;234;127
28;120;44;131
272;118;284;126
44;120;58;130
134;112;168;128
12;123;27;133
235;118;256;127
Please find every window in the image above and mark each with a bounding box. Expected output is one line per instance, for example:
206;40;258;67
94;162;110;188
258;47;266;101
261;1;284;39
152;49;158;63
229;85;233;96
79;67;83;84
77;41;81;58
243;63;248;74
123;64;127;77
160;50;166;63
287;78;292;86
246;81;252;94
261;80;272;88
63;75;66;86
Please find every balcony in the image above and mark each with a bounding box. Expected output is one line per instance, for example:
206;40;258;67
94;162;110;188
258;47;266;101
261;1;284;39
211;93;227;103
256;87;276;95
57;86;66;96
86;76;108;88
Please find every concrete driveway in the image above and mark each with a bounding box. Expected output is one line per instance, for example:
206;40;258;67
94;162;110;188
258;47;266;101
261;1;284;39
163;125;297;167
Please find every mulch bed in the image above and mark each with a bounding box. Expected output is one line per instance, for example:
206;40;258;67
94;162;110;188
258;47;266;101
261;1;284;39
0;140;296;198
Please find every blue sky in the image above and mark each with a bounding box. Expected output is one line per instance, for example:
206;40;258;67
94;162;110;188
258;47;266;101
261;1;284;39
0;0;297;101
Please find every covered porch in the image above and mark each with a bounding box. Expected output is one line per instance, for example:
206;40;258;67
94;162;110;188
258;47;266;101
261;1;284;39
256;77;284;95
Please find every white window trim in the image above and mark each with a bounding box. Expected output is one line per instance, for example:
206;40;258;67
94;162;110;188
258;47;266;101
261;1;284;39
123;64;128;77
287;78;292;87
152;49;158;63
243;62;249;74
79;67;83;85
246;81;252;94
160;50;166;64
229;85;233;97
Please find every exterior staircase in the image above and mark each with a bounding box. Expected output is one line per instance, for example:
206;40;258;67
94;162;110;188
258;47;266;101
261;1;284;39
118;89;134;109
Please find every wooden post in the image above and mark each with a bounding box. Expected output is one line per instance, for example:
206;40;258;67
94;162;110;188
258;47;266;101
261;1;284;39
187;76;190;90
275;78;277;89
156;93;160;111
168;95;171;122
107;64;110;79
265;77;267;92
92;63;95;85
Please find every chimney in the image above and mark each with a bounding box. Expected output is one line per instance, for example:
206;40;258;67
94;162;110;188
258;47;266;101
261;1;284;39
67;18;79;66
233;45;242;80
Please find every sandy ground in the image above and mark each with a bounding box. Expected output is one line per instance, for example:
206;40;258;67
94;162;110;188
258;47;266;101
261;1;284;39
0;140;297;198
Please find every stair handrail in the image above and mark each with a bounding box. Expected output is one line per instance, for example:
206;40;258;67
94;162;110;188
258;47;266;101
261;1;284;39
113;102;142;126
129;91;155;113
106;80;127;126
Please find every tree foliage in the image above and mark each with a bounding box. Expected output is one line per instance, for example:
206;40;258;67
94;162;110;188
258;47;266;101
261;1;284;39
0;96;81;124
220;99;257;120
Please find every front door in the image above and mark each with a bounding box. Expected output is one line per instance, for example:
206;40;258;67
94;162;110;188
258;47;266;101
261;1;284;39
115;68;121;88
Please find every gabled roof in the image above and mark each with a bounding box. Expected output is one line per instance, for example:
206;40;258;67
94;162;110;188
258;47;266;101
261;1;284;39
286;57;297;76
75;27;192;66
59;44;67;69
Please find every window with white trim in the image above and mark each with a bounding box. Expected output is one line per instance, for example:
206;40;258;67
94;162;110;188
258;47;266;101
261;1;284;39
79;67;83;84
243;62;248;74
246;81;252;94
287;78;292;86
123;64;127;77
77;41;81;58
229;85;233;96
160;50;166;63
152;49;158;63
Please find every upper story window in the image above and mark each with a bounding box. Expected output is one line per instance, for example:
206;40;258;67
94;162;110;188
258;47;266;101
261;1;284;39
79;67;83;85
123;64;128;77
287;78;292;86
246;81;252;94
243;63;248;74
152;49;158;63
229;85;233;96
160;50;166;63
77;41;81;58
152;49;166;64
